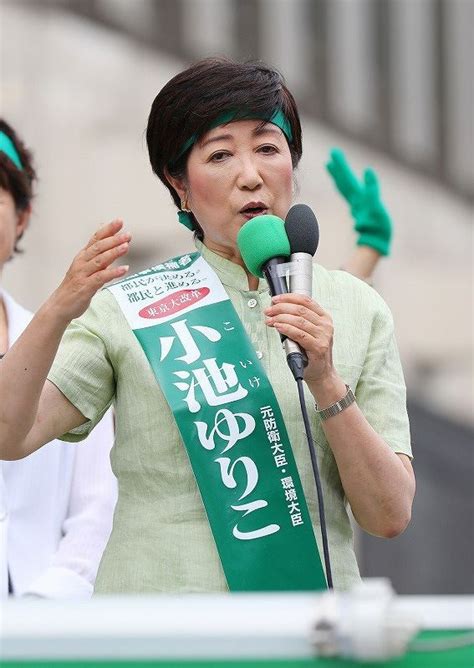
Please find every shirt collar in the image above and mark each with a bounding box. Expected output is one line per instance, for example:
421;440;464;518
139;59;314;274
194;239;269;294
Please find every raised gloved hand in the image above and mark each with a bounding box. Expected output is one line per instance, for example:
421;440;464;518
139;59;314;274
326;148;393;256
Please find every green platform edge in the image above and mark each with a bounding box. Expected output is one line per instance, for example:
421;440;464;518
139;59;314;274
3;631;473;668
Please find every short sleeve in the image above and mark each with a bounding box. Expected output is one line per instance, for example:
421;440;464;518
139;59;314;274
48;290;116;442
355;293;412;458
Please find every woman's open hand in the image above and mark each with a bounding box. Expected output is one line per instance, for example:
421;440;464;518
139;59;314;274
49;219;130;324
264;293;336;385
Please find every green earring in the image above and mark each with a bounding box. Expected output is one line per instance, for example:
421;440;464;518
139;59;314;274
177;210;195;231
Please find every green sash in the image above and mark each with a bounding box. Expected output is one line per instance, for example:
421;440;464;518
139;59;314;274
107;252;326;592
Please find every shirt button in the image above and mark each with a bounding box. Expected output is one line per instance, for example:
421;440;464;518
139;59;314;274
247;298;258;308
256;351;263;359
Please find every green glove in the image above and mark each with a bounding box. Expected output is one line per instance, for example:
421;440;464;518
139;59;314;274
326;148;393;256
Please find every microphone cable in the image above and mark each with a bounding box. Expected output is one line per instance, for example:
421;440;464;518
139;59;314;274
294;370;333;589
282;205;332;583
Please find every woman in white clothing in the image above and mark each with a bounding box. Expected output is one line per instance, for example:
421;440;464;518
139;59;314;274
0;118;117;598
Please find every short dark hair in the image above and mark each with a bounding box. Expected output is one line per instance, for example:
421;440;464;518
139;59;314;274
146;57;302;238
0;119;37;253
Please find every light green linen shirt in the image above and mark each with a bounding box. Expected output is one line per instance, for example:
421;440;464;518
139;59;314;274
48;241;411;593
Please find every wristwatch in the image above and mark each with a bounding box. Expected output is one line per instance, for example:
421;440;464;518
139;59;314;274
315;384;356;421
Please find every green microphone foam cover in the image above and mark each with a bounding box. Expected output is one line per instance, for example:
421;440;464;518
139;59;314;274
237;215;291;278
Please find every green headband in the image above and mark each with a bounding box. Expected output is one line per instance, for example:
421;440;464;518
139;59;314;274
0;131;23;171
175;108;292;165
175;109;293;231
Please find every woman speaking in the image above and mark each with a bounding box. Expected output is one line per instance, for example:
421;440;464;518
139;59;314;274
0;58;414;594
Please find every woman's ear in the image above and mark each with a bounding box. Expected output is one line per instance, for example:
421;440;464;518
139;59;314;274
16;205;31;240
164;168;187;202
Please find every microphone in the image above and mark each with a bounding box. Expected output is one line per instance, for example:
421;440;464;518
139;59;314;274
282;204;319;379
236;214;307;380
285;204;319;297
237;214;290;295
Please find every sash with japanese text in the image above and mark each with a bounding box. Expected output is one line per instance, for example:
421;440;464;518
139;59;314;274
107;252;327;591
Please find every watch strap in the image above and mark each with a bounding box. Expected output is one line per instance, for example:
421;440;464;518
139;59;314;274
315;384;356;421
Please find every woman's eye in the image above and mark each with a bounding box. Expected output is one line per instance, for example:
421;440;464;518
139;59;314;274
209;151;230;162
258;144;278;154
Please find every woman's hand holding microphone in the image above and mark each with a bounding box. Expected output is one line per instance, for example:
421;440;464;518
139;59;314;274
264;293;347;407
